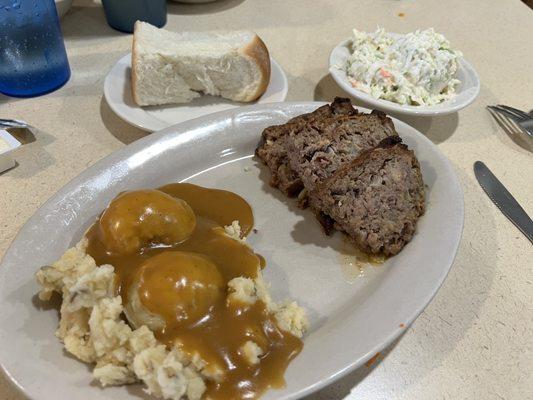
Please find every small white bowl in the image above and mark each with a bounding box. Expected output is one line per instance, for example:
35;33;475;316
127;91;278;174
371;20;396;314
329;37;480;117
0;130;21;173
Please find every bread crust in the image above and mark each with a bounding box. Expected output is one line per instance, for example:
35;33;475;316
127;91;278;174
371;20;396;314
239;34;271;102
131;21;141;106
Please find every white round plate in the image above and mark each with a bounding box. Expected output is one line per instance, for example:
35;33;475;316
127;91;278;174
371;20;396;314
104;53;289;131
0;102;463;400
330;37;480;116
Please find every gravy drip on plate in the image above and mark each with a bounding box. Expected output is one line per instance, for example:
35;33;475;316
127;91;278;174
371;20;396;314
86;183;302;399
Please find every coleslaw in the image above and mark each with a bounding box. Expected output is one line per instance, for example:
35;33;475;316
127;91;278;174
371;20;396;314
345;28;462;106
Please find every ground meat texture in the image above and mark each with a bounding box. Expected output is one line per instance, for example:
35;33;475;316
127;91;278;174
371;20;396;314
309;137;425;255
257;99;425;256
286;110;397;193
255;97;356;196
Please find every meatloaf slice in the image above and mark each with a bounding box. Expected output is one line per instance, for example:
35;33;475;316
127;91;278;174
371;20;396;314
309;136;425;255
287;110;397;194
255;97;356;196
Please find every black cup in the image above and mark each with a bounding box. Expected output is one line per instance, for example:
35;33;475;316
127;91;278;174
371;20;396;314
102;0;167;33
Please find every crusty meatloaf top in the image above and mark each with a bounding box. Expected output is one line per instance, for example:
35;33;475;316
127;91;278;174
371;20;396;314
255;97;356;196
286;110;397;193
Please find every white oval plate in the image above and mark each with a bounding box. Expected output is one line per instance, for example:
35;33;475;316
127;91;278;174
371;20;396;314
0;102;463;400
104;53;289;131
330;37;480;117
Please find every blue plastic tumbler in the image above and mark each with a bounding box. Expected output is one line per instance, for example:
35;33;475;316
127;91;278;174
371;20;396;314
0;0;71;97
102;0;167;34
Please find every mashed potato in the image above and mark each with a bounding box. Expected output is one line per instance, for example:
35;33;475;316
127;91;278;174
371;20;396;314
36;223;307;400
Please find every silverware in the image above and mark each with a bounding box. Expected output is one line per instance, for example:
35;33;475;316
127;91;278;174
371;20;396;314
474;161;533;243
487;105;533;137
0;118;28;129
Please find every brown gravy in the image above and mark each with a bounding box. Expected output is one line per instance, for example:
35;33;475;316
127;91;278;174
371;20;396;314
86;183;302;399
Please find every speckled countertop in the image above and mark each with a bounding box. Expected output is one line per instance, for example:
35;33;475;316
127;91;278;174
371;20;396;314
1;0;532;399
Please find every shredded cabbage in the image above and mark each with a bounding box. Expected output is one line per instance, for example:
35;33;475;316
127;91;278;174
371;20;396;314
345;28;462;106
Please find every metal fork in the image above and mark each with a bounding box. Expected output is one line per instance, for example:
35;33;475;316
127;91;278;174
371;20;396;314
487;105;533;137
0;118;28;129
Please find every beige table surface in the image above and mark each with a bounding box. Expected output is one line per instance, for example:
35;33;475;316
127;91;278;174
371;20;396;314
1;0;532;399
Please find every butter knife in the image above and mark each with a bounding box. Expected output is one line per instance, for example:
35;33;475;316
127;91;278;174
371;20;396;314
474;161;533;243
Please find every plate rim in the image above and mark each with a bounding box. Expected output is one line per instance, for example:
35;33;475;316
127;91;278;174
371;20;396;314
329;37;481;117
0;101;464;400
103;53;289;132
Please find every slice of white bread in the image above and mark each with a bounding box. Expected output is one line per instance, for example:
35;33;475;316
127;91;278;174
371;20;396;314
131;21;271;106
